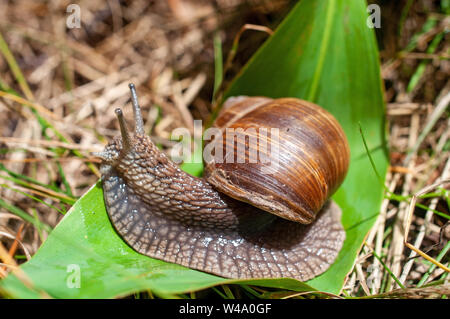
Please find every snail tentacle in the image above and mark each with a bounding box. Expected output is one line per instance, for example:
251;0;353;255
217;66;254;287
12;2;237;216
128;83;145;135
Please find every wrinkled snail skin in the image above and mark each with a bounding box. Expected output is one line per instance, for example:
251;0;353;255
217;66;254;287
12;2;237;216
98;84;348;281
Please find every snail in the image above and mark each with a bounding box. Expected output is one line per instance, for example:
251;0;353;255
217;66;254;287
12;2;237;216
94;84;350;281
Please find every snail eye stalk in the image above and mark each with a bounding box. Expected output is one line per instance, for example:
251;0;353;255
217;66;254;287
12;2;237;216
128;83;145;135
115;108;132;151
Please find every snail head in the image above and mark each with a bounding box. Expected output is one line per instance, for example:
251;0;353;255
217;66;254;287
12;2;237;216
92;84;162;169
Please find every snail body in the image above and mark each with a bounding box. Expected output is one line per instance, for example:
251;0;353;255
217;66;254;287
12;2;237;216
96;84;349;281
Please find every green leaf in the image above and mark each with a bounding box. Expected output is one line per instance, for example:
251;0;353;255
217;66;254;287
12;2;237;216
0;0;388;298
0;182;313;298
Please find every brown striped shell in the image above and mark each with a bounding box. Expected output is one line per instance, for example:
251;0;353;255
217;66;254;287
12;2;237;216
204;96;350;224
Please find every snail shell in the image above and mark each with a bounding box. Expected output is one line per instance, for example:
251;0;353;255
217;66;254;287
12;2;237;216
205;96;350;224
96;84;348;281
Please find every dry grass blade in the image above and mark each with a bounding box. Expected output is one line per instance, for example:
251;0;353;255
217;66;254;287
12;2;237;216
0;226;31;261
370;283;450;299
0;91;61;121
0;242;50;298
281;290;344;299
404;179;450;273
0;137;98;151
223;23;274;75
405;91;450;164
209;23;274;123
